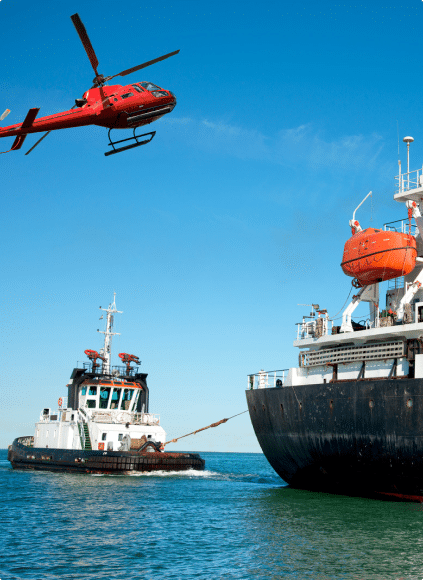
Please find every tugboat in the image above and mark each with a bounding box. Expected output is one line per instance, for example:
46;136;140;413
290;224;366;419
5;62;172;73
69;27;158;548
8;294;205;474
246;137;423;501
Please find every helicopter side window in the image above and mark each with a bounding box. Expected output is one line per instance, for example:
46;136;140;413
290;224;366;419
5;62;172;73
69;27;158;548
139;82;159;91
152;90;168;98
132;85;143;93
121;92;134;99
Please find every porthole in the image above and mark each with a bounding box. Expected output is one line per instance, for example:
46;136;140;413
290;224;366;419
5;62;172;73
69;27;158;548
407;398;413;408
369;399;375;409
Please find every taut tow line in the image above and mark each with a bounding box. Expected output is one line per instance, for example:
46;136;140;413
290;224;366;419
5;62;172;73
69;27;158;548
162;410;248;448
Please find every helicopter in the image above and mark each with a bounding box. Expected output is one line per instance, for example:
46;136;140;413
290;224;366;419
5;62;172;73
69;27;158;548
0;13;179;156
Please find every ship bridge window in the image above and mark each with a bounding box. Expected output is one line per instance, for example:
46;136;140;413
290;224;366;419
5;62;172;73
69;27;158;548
110;388;122;409
81;387;87;396
99;387;111;409
121;388;134;410
87;400;97;409
88;386;97;396
139;82;159;91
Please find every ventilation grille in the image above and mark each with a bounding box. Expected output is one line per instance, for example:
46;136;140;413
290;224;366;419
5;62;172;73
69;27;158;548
300;340;405;367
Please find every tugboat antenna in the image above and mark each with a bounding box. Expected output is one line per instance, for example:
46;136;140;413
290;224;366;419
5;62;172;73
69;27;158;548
98;292;122;375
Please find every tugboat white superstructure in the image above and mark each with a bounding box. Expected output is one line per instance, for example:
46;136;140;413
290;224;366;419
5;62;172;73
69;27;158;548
8;294;205;474
246;138;423;501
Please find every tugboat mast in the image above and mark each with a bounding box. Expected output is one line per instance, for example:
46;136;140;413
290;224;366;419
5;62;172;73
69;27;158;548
98;292;122;375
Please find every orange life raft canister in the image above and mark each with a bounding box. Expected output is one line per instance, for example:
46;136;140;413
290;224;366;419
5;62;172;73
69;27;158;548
341;228;417;286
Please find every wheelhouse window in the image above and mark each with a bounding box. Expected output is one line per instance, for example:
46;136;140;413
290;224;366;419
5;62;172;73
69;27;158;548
99;387;111;409
121;92;134;99
88;386;97;396
121;388;134;410
110;388;122;409
87;400;96;409
139;82;160;91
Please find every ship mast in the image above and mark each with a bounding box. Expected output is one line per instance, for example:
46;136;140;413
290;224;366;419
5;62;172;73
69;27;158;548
98;293;122;375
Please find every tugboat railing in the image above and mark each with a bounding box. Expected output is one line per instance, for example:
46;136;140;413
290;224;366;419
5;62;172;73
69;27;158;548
89;410;160;425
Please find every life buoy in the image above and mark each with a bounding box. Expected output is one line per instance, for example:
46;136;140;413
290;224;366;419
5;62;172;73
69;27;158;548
98;442;104;450
58;397;63;407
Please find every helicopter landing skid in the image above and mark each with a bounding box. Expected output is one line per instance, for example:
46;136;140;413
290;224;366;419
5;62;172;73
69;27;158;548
105;129;156;157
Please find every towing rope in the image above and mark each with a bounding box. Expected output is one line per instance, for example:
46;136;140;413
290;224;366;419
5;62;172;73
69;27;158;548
162;410;248;447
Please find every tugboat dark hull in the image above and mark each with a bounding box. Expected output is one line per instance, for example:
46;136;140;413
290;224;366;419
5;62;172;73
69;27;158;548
8;437;205;474
246;378;423;501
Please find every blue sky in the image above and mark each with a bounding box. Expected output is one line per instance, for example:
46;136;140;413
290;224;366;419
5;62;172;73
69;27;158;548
1;0;423;451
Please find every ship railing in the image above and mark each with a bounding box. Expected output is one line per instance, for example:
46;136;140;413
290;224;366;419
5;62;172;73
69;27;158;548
111;365;140;378
395;167;423;193
248;370;289;389
384;219;418;237
296;317;332;340
90;410;160;425
77;362;140;378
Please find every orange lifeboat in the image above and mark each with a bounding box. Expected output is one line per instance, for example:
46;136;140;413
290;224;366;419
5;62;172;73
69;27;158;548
341;228;417;286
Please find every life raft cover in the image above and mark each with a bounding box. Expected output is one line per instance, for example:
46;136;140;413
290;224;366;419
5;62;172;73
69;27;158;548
341;228;417;286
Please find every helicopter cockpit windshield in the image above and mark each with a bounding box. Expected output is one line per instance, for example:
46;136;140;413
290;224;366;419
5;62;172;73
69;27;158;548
139;82;160;91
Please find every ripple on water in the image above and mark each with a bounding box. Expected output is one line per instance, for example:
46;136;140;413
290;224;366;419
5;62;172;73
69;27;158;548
2;450;423;580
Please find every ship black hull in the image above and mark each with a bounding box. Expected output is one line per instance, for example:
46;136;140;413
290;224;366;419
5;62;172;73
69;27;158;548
8;437;205;474
246;378;423;501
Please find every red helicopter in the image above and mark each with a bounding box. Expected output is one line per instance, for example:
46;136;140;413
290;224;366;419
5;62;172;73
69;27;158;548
0;13;179;156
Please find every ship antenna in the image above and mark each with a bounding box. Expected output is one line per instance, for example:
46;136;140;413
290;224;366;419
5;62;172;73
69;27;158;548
98;292;123;375
403;136;414;190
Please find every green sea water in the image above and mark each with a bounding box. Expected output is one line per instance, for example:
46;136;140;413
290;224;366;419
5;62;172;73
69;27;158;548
1;450;423;579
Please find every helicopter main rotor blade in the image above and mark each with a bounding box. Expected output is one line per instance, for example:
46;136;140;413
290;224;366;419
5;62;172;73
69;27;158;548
71;13;99;76
106;50;180;81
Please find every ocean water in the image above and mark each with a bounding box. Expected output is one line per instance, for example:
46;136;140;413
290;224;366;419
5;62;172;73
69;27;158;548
2;451;423;580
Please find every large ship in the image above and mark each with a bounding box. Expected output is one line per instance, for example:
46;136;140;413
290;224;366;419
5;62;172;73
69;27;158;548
8;294;205;474
246;137;423;501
